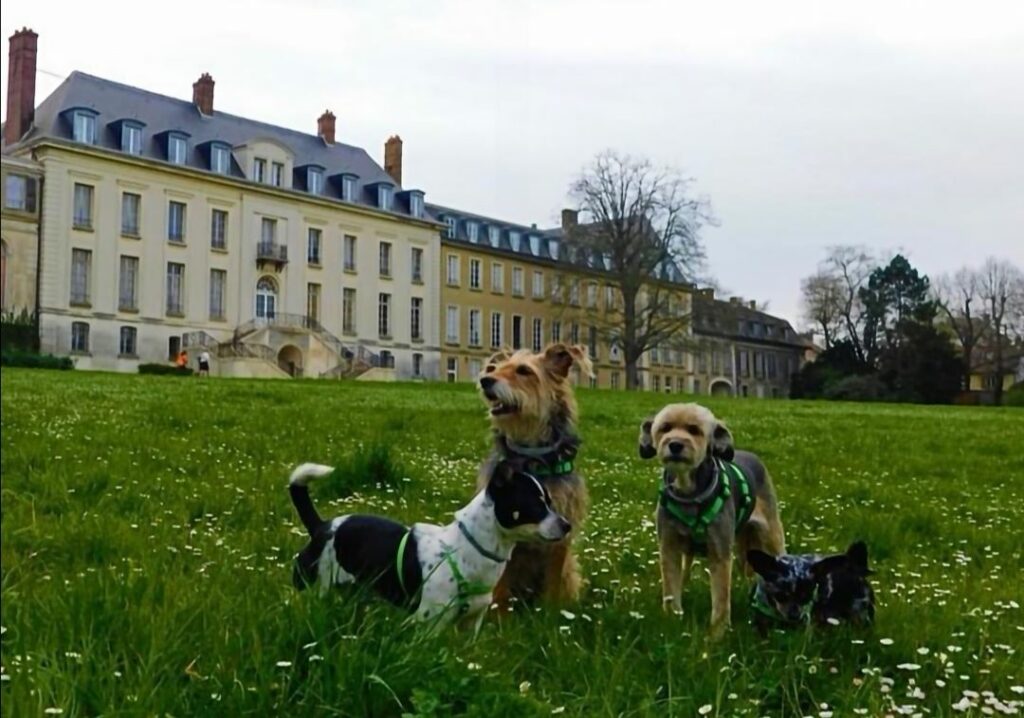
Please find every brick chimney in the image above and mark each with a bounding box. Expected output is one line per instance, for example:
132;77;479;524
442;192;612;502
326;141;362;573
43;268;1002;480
4;28;39;146
192;73;215;115
384;135;403;185
317;110;335;144
748;300;757;310
561;208;578;230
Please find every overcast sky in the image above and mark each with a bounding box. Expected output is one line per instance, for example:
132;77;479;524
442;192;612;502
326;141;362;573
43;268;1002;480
5;0;1023;325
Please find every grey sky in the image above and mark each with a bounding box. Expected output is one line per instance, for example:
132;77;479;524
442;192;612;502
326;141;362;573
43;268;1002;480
5;0;1023;325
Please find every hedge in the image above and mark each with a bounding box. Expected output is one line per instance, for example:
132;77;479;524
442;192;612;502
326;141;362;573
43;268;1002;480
0;350;74;370
138;363;194;376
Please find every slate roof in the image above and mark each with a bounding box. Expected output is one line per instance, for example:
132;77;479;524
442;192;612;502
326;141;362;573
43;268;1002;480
8;71;429;218
692;292;804;348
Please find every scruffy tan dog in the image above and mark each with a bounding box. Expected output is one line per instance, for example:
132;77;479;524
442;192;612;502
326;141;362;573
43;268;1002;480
639;403;785;638
476;343;593;607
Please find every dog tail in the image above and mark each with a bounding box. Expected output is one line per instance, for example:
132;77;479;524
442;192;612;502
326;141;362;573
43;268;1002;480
288;463;334;536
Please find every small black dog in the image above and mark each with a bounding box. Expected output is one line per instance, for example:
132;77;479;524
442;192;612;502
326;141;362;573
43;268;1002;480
747;541;875;631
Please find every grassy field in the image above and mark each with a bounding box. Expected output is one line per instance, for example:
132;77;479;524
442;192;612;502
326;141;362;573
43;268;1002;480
1;368;1022;717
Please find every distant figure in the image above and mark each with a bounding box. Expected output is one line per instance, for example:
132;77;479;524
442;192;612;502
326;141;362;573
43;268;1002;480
176;349;189;369
198;350;211;377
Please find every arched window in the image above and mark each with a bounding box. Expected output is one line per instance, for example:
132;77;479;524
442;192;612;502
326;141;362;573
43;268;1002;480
255;277;277;319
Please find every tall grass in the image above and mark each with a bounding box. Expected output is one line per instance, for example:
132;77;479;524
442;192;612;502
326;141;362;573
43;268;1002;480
1;369;1022;716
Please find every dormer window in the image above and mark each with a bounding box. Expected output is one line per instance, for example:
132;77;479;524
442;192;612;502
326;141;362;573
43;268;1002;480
467;221;479;243
529;235;540;255
509;231;521;252
307;167;324;195
488;226;500;247
549;239;560;260
341;175;356;201
211;143;231;174
409;192;424;218
253;158;267;183
378;185;393;210
270;162;284;187
168;134;188;165
445;216;457;239
121;122;143;155
72;110;97;144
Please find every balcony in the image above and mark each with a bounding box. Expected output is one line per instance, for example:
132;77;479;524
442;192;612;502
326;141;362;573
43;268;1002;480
256;242;288;270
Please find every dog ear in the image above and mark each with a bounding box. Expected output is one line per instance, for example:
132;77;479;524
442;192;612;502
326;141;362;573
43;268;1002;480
845;541;873;575
541;343;593;380
487;460;517;490
638;417;657;459
483;350;511;374
711;421;735;461
747;550;781;578
809;553;849;581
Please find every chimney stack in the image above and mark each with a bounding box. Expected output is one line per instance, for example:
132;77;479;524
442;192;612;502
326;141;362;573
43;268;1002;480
192;73;215;115
561;208;578;230
4;28;39;146
317;110;336;145
729;296;742;305
748;300;757;310
384;135;403;185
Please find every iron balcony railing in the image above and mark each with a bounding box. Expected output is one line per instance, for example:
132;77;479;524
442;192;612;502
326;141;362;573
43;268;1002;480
256;242;289;263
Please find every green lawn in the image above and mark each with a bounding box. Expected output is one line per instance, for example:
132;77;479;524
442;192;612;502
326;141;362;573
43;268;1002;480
1;369;1022;717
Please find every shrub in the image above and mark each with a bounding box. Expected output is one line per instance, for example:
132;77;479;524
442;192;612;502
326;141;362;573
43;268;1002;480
0;309;39;352
823;374;890;402
138;363;194;376
1005;382;1024;408
0;350;73;370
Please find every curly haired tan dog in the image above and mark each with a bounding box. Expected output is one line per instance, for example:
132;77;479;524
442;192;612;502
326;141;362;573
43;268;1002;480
639;403;785;638
475;343;593;608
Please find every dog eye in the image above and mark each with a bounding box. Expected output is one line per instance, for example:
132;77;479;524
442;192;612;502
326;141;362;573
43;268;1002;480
686;424;702;435
515;365;534;376
485;365;496;374
660;423;672;433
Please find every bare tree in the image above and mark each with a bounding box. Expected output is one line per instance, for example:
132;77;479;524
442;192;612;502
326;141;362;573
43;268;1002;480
977;257;1024;405
564;151;714;389
800;270;844;349
823;245;876;364
933;267;983;392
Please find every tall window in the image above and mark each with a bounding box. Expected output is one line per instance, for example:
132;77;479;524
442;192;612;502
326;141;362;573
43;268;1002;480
410;194;424;218
308;168;324;195
260;217;276;247
378;185;393;210
551;320;561;343
118;255;139;311
446;357;458;383
70;249;91;305
512;267;524;296
488;226;500;247
445;216;456;239
446;305;460;343
570;321;580;345
491;263;504;293
490;312;503;348
4;174;36;212
605;285;616;310
253;158;267;183
121;123;142;155
410;297;423;341
378;293;392;337
168;134;188;164
532;270;544;299
166;262;185;315
411;247;423;283
121;193;141;236
119;326;137;356
211;209;228;250
211;144;231;174
168;201;187;243
270;162;284;187
511;315;523;350
307;228;322;265
73;183;93;229
532;318;543;352
587;283;598;308
342;288;356;334
256;277;277;319
468;309;482;346
379;242;392;277
569;279;580;306
341;176;355;201
588;326;598;359
412;352;423;377
446;254;460;285
209;269;226;320
72;111;96;144
343;235;357;271
307;283;321;322
551;275;563;304
71;321;90;352
467;222;479;243
469;259;482;289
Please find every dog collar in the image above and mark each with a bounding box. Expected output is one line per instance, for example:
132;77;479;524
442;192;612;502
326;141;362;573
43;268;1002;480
659;459;755;540
504;438;558;458
457;521;509;563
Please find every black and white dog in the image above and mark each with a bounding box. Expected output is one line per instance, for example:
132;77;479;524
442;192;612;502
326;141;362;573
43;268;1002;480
289;459;571;629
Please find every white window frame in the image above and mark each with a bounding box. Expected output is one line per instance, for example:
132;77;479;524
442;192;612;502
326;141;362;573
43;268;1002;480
343;235;357;271
342;288;356;334
168;134;188;164
211;209;228;250
532;318;543;352
469;259;482;290
119;325;137;357
410;297;423;341
209;268;226;320
121;123;142;155
446;305;460;343
167;201;187;243
445;216;457;239
253;157;267;183
211;144;231;174
118;255;139;311
512;266;524;296
532;270;544;299
378;292;392;337
307;227;322;265
411;247;423;283
379;242;392;277
491;262;504;294
490;312;504;348
468;309;482;347
446;254;460;286
121;192;141;236
72;111;97;144
270;161;284;186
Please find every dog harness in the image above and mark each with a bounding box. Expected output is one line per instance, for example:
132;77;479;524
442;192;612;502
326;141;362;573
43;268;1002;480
658;459;755;545
394;523;504;615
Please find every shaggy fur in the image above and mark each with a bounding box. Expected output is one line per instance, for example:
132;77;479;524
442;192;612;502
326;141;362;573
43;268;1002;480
475;343;593;607
639;403;786;639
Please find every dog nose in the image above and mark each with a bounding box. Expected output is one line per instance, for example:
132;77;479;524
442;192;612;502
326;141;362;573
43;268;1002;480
668;440;685;455
558;517;572;534
479;376;496;390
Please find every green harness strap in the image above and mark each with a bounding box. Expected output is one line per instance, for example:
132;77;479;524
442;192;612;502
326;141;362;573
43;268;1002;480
658;460;755;541
529;459;574;477
394;530;492;614
395;530;412;597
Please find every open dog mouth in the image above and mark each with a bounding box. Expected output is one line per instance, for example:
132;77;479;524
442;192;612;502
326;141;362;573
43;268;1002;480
487;397;518;416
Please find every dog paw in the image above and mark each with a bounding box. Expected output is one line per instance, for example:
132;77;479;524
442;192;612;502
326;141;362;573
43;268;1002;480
661;597;683;616
708;620;731;641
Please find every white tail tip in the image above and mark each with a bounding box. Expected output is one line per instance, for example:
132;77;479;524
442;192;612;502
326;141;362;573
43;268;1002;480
288;463;335;487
